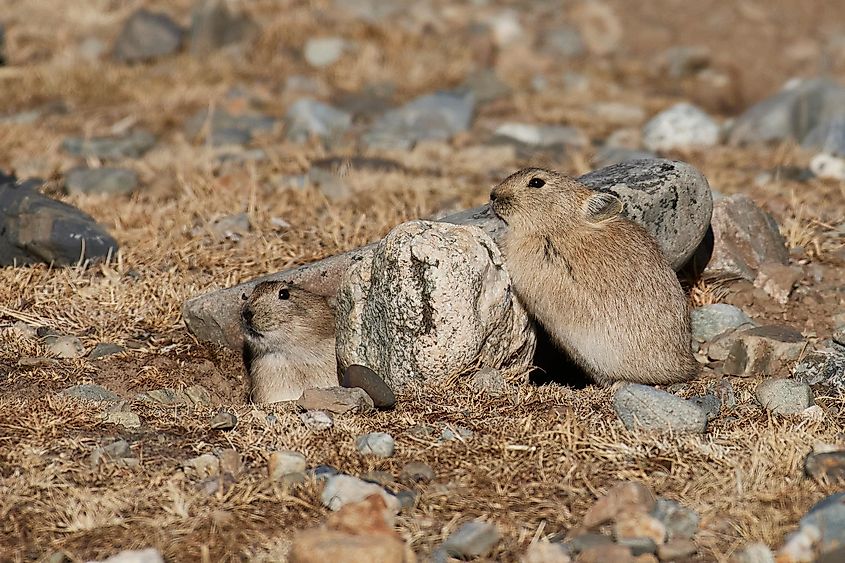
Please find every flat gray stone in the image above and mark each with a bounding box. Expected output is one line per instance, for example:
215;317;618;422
88;343;124;359
362;90;475;149
66;167;139;196
62;131;156;159
442;520;500;558
285;98;352;143
61;383;119;402
189;0;257;56
613;384;708;434
113;9;182;63
729;78;845;146
493;122;587;148
355;432;395;457
755;379;814;414
691;304;753;342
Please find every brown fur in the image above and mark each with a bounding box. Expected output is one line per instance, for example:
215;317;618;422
490;168;699;386
241;280;338;403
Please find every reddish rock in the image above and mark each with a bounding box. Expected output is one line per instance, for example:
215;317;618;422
583;482;657;528
723;325;806;377
288;529;406;563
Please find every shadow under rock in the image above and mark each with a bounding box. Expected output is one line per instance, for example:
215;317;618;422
528;324;592;389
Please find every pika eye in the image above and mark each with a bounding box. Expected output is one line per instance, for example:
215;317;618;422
241;292;248;301
278;287;290;300
528;177;545;188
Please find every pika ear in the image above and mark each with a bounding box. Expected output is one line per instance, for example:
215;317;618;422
584;192;623;223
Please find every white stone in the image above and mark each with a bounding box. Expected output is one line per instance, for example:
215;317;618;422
303;37;346;68
87;548;164;563
810;152;845;180
320;474;400;513
268;450;306;480
643;103;720;152
335;220;535;391
355;432;395;457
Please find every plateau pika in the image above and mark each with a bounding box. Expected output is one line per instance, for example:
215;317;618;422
490;168;698;386
241;280;338;403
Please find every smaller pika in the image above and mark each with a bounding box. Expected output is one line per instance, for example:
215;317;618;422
490;167;698;386
241;280;338;403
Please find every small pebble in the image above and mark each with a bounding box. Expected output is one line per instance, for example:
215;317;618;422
320;474;400;513
45;335;85;359
755;379;814;414
268;451;306;481
210;410;237;430
342;364;396;408
299;409;334;431
355;432;395;457
88;343;124;359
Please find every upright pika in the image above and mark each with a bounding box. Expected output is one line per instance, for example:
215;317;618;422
241;280;338;403
490;167;698;386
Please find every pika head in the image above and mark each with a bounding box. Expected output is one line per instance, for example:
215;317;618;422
490;168;623;231
241;281;333;346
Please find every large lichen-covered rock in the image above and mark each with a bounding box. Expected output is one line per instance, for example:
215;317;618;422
335;220;535;391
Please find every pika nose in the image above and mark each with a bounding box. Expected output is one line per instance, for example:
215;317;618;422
242;307;254;325
490;190;498;202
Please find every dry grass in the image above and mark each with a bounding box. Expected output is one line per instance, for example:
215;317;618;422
1;0;845;561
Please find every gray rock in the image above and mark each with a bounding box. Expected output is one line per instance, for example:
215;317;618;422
613;384;708;434
355;432;395;457
0;173;119;266
320;474;400;513
688;392;720;420
362;90;475;149
61;383;119;402
189;0;257;56
136;385;211;406
88;343;124;359
87;548;164;563
471;367;509;397
341;364;396;408
335;221;536;391
793;342;845;394
723;325;805;378
45;335;85;359
706;194;789;281
89;439;135;468
184;108;275;144
267;450;306;480
642;103;720;152
440;425;474;442
652;499;700;540
442;520;500;558
296;387;374;414
566;533;613;554
182;159;712;349
803;115;845;156
62;131;156;159
493;122;588;149
755;379;814;414
113;10;183;63
804;449;845;481
210;410;237;430
79;37;107;61
298;409;333;431
729;78;845;145
691;304;753;342
285;98;352;143
104;410;141;429
208;128;251;147
304;37;346;68
65;167;139;196
794;493;845;562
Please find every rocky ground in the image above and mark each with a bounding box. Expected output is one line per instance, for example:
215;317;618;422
1;1;845;562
